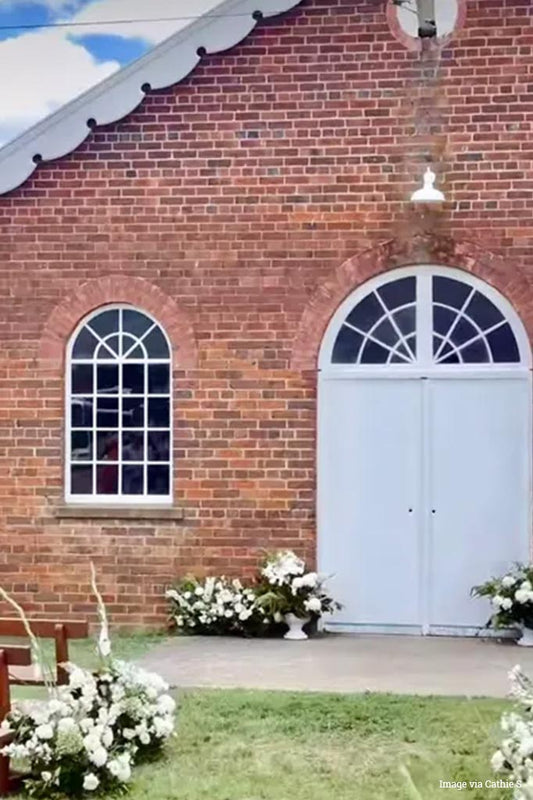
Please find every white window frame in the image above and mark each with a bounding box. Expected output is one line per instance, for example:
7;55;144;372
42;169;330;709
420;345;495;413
319;265;532;378
65;304;173;506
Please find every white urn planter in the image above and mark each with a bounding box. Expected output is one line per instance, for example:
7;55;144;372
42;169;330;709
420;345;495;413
283;613;310;640
518;625;533;647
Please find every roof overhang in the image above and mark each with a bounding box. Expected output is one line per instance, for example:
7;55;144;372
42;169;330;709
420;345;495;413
0;0;303;196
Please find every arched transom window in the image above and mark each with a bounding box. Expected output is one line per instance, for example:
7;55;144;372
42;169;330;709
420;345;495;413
323;268;529;370
67;306;172;503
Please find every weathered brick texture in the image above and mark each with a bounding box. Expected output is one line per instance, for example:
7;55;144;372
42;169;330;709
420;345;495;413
0;0;532;626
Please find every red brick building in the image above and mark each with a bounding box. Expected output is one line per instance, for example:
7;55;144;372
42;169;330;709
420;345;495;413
0;0;531;632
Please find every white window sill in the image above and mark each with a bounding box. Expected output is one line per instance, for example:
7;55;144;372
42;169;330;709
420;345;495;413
53;504;185;521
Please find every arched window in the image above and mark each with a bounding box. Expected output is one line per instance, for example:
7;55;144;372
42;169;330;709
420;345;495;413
325;269;528;369
66;306;172;504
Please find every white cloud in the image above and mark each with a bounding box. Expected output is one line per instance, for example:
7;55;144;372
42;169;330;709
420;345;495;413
0;27;119;145
0;0;224;146
69;0;222;45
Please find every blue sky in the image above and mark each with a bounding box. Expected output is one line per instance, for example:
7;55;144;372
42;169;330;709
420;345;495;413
0;0;220;146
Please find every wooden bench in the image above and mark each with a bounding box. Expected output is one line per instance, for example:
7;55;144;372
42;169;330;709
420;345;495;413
0;619;89;796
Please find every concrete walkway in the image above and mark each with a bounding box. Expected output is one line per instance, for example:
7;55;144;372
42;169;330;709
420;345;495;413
139;633;533;698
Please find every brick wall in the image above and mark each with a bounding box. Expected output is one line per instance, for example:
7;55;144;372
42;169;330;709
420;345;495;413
0;0;532;626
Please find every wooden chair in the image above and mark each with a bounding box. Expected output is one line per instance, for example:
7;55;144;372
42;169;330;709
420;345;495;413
0;619;89;796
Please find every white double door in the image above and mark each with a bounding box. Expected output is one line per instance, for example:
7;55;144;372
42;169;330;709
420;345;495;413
319;374;531;635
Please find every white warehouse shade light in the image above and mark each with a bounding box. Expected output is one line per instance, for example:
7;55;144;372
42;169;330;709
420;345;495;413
411;166;446;203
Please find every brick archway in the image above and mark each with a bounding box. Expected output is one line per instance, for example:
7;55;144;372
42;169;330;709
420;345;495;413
290;236;533;372
38;275;197;371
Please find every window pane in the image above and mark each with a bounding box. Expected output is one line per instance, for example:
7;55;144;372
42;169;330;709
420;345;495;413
377;277;416;310
102;335;120;357
149;364;170;394
148;431;170;462
360;340;389;364
90;309;119;339
123;398;145;428
433;305;455;338
372;318;399;348
71;431;93;461
465;292;504;330
122;432;144;461
123;309;152;338
345;293;382;333
97;397;119;427
488;324;520;363
122;465;144;495
71;398;93;428
71;364;93;395
148;465;170;496
332;326;363;364
143;327;170;358
97;464;118;494
461;339;490;363
405;334;416;358
439;352;461;364
96;342;115;360
122;334;139;358
148;398;169;428
433;277;472;310
97;364;119;394
71;465;93;494
72;327;98;358
97;431;118;461
392;306;416;337
123;364;144;395
449;316;478;346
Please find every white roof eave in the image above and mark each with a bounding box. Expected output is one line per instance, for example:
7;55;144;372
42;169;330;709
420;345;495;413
0;0;302;195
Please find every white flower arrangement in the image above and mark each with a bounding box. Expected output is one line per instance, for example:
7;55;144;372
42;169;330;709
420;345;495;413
166;576;268;636
491;666;533;799
472;564;533;629
0;566;176;798
257;550;341;621
166;552;341;636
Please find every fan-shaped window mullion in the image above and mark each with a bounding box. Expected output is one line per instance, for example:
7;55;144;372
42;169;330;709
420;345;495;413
434;303;488;364
375;292;416;361
439;319;507;364
85;324;118;360
123;322;157;360
434;288;476;361
386;339;412;364
343;321;411;364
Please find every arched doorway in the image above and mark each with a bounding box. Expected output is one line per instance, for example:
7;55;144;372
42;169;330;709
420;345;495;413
318;266;532;635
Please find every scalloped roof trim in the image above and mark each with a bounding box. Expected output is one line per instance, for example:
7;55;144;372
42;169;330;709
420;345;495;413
0;0;302;196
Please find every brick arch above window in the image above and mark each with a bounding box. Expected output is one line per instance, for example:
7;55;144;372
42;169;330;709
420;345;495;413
38;275;198;372
290;236;533;373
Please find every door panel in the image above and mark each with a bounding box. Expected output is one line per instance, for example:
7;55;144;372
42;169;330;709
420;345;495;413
319;378;422;630
428;378;530;631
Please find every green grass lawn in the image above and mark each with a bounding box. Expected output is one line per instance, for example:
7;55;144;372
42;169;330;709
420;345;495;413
109;690;510;800
6;636;515;799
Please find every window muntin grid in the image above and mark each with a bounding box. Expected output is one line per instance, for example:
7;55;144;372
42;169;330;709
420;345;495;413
331;274;522;366
67;306;171;504
432;276;519;364
332;277;417;364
